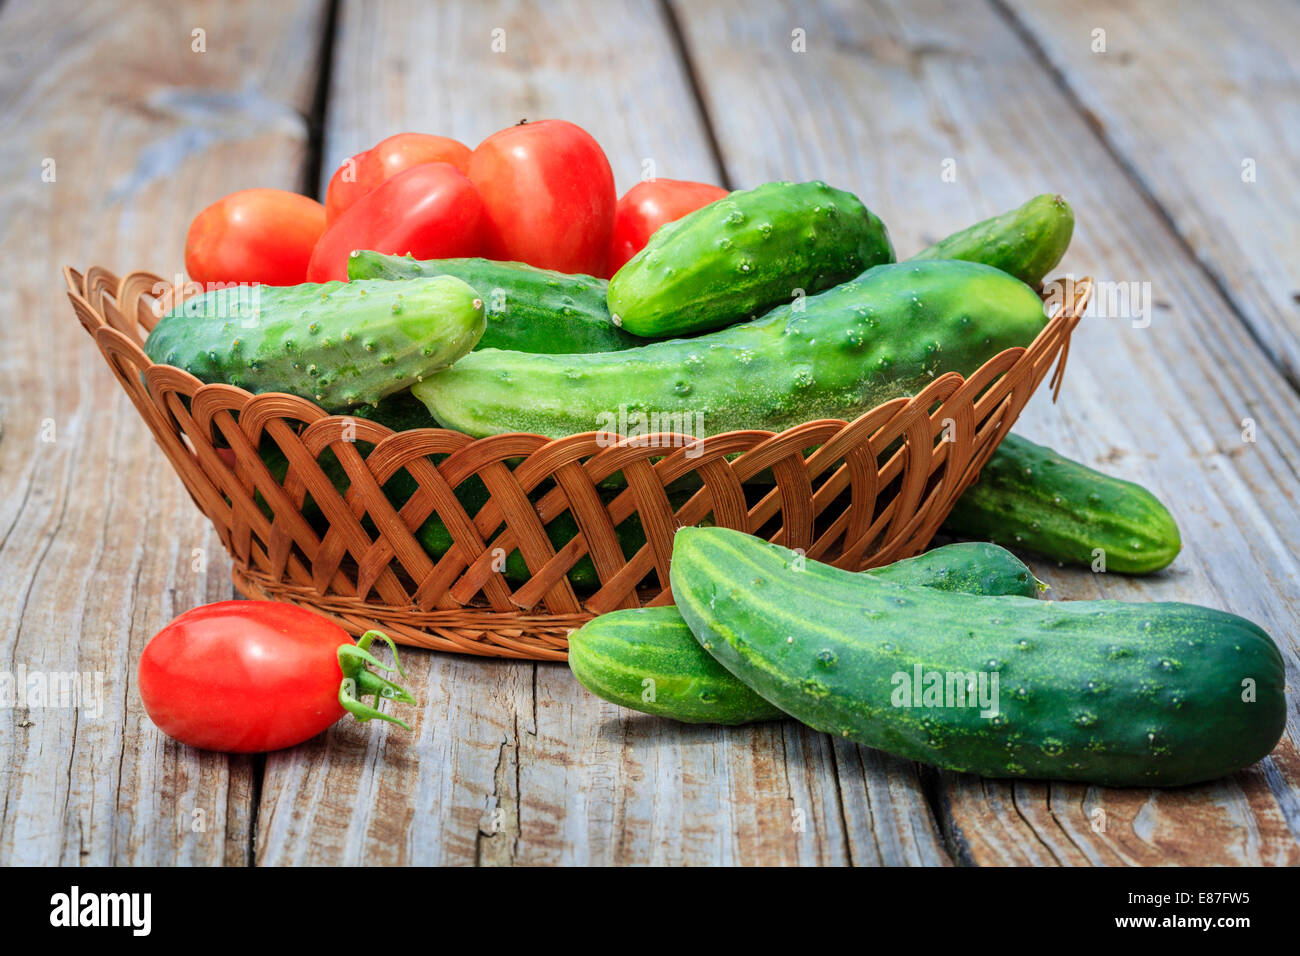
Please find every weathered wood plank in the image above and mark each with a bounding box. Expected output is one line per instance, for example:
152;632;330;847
672;0;1300;865
0;0;328;864
256;0;953;866
999;0;1300;387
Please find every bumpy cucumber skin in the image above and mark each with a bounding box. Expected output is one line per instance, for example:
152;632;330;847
144;276;485;412
569;542;1043;725
910;194;1074;288
671;527;1285;787
347;251;641;354
607;180;895;337
414;260;1048;439
944;434;1181;574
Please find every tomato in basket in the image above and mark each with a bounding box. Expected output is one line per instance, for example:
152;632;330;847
324;132;472;223
608;178;729;273
185;188;326;287
137;601;415;753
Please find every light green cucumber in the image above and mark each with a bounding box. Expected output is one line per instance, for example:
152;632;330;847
671;527;1286;787
414;259;1048;439
607;180;895;337
911;194;1074;288
568;542;1044;725
144;276;485;412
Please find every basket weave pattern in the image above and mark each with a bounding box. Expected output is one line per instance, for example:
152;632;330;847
66;266;1090;660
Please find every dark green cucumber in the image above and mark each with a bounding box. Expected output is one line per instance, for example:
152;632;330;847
607;180;895;337
144;277;485;412
569;542;1044;725
944;433;1181;574
346;251;641;354
671;527;1285;787
414;260;1047;439
911;194;1074;288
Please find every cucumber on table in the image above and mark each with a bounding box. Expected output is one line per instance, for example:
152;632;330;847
569;542;1044;725
944;433;1181;574
144;276;485;412
670;527;1285;787
347;251;641;354
607;180;895;337
414;259;1049;439
910;193;1075;288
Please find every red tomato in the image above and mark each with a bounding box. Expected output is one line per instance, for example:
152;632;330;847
138;601;414;753
609;179;730;273
185;189;326;286
306;162;485;282
325;132;472;223
467;119;616;275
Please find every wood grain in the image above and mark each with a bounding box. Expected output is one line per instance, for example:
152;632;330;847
0;0;327;864
998;0;1300;388
670;0;1300;866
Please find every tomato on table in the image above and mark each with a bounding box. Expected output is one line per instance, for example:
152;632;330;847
467;119;616;276
325;132;472;223
137;601;414;753
608;178;730;273
185;188;326;286
306;162;485;282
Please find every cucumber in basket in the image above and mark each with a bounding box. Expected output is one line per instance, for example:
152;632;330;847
569;542;1045;725
413;259;1049;439
144;276;485;412
943;433;1181;574
346;251;642;354
607;180;895;337
671;527;1285;787
910;193;1075;288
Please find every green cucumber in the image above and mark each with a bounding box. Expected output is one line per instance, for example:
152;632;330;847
569;542;1044;725
144;277;485;412
607;180;895;337
944;433;1181;574
911;194;1074;288
414;260;1048;439
671;527;1285;787
347;251;642;354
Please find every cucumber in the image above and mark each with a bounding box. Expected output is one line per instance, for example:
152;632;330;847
671;527;1285;787
910;194;1074;288
944;433;1181;574
144;277;485;412
414;260;1048;439
569;542;1044;725
347;251;642;354
607;180;895;337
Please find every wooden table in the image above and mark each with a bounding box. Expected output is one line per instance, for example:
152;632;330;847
2;0;1297;866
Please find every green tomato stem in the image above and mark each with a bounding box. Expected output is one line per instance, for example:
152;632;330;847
337;630;417;730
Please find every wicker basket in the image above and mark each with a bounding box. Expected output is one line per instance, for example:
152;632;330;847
66;265;1090;660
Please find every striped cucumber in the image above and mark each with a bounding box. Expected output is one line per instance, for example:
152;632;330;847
144;276;485;412
607;180;895;337
671;527;1285;787
347;251;642;354
568;542;1044;725
414;260;1048;439
911;194;1074;288
944;433;1181;574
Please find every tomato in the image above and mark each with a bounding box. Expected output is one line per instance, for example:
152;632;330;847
138;601;414;753
467;119;616;275
185;188;326;286
609;179;730;273
306;162;485;282
325;132;472;223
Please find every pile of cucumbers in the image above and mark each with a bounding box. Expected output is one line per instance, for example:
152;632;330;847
144;179;1285;785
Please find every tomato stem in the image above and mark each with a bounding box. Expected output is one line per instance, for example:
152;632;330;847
337;630;417;730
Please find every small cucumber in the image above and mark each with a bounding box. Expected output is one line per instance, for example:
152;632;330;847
607;180;895;337
347;251;642;354
569;542;1044;725
944;433;1181;574
671;527;1285;787
414;260;1048;439
144;277;485;412
910;194;1074;288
